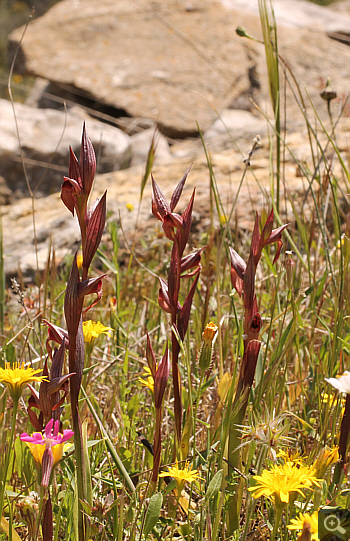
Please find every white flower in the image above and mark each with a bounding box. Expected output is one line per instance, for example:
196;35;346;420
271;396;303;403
325;371;350;394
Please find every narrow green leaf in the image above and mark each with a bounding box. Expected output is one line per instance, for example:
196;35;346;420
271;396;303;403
140;136;156;201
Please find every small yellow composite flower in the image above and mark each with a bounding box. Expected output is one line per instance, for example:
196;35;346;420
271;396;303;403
248;462;320;504
126;203;134;212
0;362;48;400
83;320;113;345
287;511;318;541
159;460;200;492
138;366;155;394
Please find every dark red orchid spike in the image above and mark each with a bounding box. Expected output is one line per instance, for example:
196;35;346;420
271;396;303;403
158;278;172;314
229;247;246;297
27;340;75;431
61;123;97;249
42;320;69;359
227;210;288;528
61;176;82;216
266;224;290;263
151;344;171;486
180;248;205;274
152;170;201;448
83;191;107;271
177;188;195;256
78;273;107;313
42;494;53;541
80;122;96;198
241;339;262;388
64;253;83;341
154;346;171;410
75;319;85;388
146;333;157;379
168;244;178;309
178;270;200;340
68;145;81;183
170;166;191;211
152;176;171;220
60;123;108;537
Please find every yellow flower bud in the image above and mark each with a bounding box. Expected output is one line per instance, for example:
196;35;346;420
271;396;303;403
199;322;218;371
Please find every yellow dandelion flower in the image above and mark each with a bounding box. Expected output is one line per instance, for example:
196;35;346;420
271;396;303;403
248;462;320;504
159;460;200;492
83;320;113;346
138;367;154;394
126;203;134;212
0;362;48;400
287;511;318;541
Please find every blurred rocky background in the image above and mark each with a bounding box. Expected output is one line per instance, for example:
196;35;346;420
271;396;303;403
0;0;349;278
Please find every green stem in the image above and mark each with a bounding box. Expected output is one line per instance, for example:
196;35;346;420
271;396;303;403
192;372;205;467
0;397;18;521
169;491;180;541
81;387;135;493
270;501;285;541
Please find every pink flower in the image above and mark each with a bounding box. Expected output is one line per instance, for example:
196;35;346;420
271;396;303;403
20;419;74;487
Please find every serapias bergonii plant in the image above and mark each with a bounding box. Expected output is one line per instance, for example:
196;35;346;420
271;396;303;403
59;123;107;541
226;209;289;533
152;169;203;455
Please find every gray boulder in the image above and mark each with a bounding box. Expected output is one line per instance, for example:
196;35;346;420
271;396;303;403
8;0;350;138
0;99;131;198
204;110;267;149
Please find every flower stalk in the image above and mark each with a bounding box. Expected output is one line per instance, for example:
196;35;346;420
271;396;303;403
152;170;202;452
59;124;107;540
226;210;288;534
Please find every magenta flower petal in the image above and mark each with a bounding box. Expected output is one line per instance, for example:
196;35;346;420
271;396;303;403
44;418;54;438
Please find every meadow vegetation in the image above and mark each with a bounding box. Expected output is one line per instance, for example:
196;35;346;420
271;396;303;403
0;1;349;540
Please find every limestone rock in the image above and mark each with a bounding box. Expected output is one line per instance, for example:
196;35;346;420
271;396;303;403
204;110;267;149
0;99;131;197
8;0;350;138
7;0;265;137
221;0;350;33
